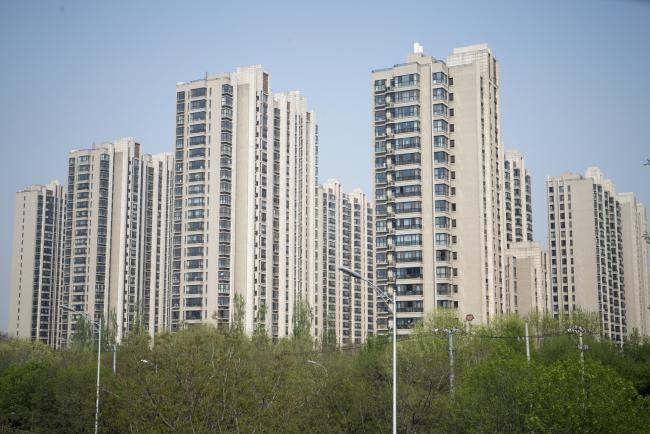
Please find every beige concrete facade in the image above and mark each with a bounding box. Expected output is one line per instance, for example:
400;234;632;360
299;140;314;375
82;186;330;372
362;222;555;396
8;181;65;345
371;44;507;333
174;66;317;337
314;180;375;346
504;241;550;316
547;168;626;341
618;192;650;336
504;150;533;246
62;138;172;343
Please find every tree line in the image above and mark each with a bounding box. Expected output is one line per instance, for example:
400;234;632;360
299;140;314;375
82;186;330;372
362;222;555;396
1;310;649;433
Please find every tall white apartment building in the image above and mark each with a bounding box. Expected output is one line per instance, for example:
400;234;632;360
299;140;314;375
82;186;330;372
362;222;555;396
8;181;65;345
371;43;506;332
62;138;172;343
173;66;317;337
618;192;650;336
504;150;533;246
546;168;626;341
314;180;375;346
504;241;550;316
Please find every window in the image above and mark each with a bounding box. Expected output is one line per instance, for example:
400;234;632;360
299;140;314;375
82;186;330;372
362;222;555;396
434;184;449;196
189;136;205;146
188;160;205;170
432;103;448;116
434;151;449;163
394;74;419;87
375;126;386;137
397;300;424;313
395;250;422;262
189;124;206;133
395;201;421;214
190;99;206;109
375;157;386;169
434;168;449;180
393;121;419;134
432;72;447;84
436;250;452;261
432;88;448;101
190;111;206;122
434;135;448;148
435;216;450;228
375;79;386;91
189;148;206;158
394;152;421;165
436;266;451;278
433;120;448;132
395;234;422;246
376;236;387;248
396;267;422;278
395;217;422;229
396;284;423;296
394;185;421;197
187;197;205;207
435;233;451;246
395;168;420;181
375;94;386;105
375;141;386;152
392;105;419;119
190;87;207;98
375;111;386;121
393;89;419;103
435;200;450;212
394;137;420;150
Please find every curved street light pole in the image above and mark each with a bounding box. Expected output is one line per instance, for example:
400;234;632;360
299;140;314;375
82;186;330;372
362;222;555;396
339;267;396;434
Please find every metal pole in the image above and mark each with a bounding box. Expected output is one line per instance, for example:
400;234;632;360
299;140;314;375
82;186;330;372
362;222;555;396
392;291;397;434
578;331;584;366
525;322;531;364
448;330;454;395
112;344;116;375
94;319;101;434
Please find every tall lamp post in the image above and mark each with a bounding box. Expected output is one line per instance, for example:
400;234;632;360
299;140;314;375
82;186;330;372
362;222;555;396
339;267;396;434
61;305;101;434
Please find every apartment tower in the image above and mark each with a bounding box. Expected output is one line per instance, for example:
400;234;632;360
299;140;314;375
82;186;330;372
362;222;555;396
546;168;626;341
504;242;550;316
173;66;317;337
618;193;650;336
8;181;65;345
315;180;375;346
62;138;172;343
504;150;533;246
371;43;506;332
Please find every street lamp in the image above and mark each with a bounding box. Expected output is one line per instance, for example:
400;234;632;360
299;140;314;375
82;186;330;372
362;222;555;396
61;305;101;434
339;267;396;434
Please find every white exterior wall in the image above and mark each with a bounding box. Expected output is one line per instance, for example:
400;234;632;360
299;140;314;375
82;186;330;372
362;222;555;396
174;67;317;338
618;193;650;336
9;182;65;346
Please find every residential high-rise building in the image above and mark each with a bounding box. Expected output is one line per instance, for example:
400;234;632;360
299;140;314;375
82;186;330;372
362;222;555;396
314;180;375;346
173;66;317;337
618;192;650;336
371;43;506;333
8;181;65;346
141;153;175;338
504;150;533;246
547;168;626;341
504;241;550;316
61;138;172;343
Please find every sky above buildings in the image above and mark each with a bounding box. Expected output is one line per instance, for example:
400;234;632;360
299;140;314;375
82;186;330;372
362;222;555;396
1;0;649;331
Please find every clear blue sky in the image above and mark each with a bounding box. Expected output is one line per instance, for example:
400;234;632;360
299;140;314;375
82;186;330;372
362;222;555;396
1;0;649;332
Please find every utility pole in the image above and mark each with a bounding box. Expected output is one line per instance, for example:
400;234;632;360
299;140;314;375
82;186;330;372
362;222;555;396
447;329;455;394
524;322;531;364
112;344;117;375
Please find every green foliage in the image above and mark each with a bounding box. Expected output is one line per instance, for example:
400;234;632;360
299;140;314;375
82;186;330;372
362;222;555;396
1;313;649;433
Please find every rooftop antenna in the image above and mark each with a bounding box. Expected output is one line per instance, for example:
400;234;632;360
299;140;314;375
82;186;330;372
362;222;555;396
413;42;424;54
